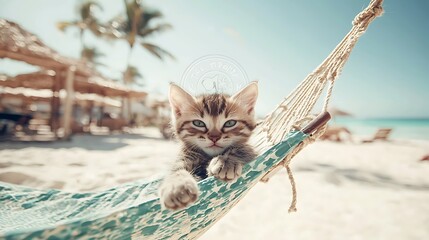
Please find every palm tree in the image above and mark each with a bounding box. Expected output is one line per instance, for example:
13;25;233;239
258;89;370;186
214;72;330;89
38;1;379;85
124;65;144;86
57;1;104;59
80;46;105;66
104;0;175;81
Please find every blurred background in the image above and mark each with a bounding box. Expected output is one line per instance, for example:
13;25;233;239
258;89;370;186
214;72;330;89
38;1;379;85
0;1;428;239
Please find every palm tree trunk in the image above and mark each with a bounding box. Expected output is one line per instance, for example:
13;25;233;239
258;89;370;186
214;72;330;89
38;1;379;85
124;44;134;121
126;44;134;67
80;29;85;59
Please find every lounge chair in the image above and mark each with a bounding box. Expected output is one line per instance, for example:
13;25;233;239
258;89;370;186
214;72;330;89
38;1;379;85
362;128;392;143
320;125;353;142
99;114;128;132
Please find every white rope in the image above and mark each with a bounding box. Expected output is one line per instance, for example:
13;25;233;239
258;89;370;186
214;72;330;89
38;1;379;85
255;0;384;147
254;0;384;211
323;80;334;112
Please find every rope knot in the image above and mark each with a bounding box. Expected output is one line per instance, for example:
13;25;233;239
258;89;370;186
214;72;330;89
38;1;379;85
373;6;384;17
353;2;384;26
352;12;369;26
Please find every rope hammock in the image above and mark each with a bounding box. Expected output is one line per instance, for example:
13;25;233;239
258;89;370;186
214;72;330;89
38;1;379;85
0;1;384;239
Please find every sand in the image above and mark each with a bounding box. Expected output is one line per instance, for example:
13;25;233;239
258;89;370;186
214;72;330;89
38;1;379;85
1;128;428;240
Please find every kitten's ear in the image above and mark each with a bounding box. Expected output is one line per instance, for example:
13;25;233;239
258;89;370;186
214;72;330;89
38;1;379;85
169;83;196;117
231;81;258;114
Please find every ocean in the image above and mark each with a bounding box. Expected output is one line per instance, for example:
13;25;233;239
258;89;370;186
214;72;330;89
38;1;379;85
332;118;429;140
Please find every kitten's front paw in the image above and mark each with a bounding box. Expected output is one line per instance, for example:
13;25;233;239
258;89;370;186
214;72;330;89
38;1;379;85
159;177;199;210
207;156;243;182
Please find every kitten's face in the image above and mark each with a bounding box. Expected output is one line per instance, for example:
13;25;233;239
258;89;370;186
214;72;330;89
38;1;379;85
169;82;258;156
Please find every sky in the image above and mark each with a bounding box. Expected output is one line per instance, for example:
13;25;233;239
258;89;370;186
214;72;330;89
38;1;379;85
1;0;428;118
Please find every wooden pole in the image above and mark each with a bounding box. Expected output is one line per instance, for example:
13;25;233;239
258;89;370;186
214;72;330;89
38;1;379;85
127;95;132;122
121;97;126;119
50;71;61;138
98;91;105;127
98;105;104;127
87;101;93;125
63;66;76;139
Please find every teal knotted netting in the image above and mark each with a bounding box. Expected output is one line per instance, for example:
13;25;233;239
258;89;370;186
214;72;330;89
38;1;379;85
0;131;307;240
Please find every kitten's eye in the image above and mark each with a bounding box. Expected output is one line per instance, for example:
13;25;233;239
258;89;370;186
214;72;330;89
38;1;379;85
192;120;206;128
223;120;237;128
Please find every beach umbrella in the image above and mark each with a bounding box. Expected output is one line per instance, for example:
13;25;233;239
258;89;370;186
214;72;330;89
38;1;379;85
329;107;353;117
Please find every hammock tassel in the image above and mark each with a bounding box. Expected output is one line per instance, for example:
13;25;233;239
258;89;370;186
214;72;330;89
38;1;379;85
286;165;297;213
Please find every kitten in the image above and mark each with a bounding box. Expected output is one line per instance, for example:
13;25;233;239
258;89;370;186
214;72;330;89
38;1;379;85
159;82;258;210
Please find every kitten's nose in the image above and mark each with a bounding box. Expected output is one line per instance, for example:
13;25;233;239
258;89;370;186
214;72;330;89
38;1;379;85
208;131;221;143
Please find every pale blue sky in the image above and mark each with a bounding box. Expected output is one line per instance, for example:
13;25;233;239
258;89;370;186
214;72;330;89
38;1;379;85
1;0;428;118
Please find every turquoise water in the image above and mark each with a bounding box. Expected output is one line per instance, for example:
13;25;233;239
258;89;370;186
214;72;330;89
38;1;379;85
332;118;429;140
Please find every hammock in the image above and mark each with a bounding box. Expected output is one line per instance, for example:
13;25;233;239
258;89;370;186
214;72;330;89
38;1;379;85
0;1;383;239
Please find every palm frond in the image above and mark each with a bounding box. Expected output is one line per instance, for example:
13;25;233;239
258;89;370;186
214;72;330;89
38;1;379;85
138;10;163;30
57;1;104;36
141;43;175;61
56;21;78;32
123;65;144;85
139;23;172;37
107;15;127;31
81;47;105;62
80;1;103;21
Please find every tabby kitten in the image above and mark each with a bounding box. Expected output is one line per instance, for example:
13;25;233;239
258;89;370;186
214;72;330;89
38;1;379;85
159;82;258;210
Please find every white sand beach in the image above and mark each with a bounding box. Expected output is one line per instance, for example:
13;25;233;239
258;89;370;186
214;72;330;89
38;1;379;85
0;128;428;240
